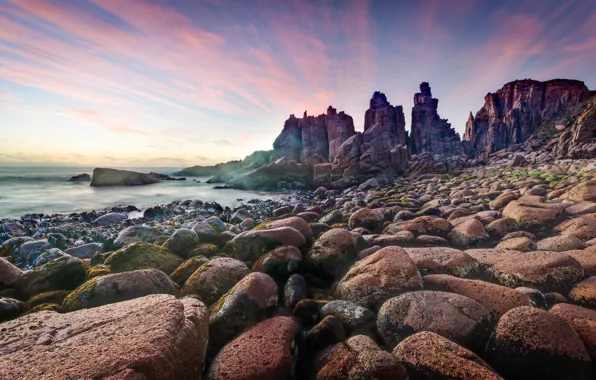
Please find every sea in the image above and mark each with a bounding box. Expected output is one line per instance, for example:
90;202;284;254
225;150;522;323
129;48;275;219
0;166;278;219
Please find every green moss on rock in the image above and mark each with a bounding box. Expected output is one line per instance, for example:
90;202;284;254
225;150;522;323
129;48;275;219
16;256;90;296
87;264;111;280
25;290;69;310
169;256;209;286
104;242;183;274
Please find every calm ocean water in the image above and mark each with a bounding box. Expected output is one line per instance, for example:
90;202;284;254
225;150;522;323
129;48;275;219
0;166;276;219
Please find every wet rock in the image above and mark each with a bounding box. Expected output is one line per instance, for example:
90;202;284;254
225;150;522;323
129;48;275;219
104;242;183;275
306;229;358;281
64;242;104;259
209;272;278;350
348;208;384;232
33;248;69;267
17;239;51;265
0;295;209;379
0;257;22;287
114;225;159;246
334;246;422;309
404;247;479;277
320;210;343;225
93;212;127;225
284;273;307;310
378;290;493;352
312;335;407;380
0;297;25;322
207;316;298;380
62;269;177;311
319;300;375;333
169;256;209;286
423;274;531;317
491;251;583;292
192;221;220;244
163;228;200;257
569;276;596;308
265;216;312;238
17;256;90;296
181;257;249;306
252;245;302;285
306;315;346;348
231;227;305;262
486;306;593;380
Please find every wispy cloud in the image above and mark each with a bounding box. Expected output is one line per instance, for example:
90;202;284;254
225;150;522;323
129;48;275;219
213;139;233;146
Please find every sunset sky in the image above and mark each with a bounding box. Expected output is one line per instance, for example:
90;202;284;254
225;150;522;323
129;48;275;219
1;0;595;167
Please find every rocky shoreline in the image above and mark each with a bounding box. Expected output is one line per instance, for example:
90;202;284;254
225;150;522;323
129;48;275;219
2;152;596;378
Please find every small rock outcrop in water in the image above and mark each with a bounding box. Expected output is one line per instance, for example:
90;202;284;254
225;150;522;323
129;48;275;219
90;168;159;187
410;82;462;156
463;79;591;158
68;173;91;182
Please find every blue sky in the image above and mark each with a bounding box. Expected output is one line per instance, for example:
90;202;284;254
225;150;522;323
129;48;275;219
1;0;595;167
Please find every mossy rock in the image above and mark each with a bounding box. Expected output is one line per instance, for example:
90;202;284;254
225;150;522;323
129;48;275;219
25;303;61;314
16;257;90;296
330;223;348;229
25;290;69;310
87;264;111;280
104;242;183;274
169;256;209;286
188;243;219;258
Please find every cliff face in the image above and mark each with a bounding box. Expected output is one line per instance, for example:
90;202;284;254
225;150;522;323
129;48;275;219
363;91;408;147
273;107;355;163
463;79;590;157
410;82;462;155
555;95;596;158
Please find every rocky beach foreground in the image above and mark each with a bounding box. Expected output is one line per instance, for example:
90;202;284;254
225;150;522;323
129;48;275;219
2;153;596;379
1;78;596;379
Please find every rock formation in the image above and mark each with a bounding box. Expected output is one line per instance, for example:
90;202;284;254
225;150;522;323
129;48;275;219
463;79;590;158
364;92;408;146
555;95;596;158
410;82;462;156
273;107;355;163
90;168;159;187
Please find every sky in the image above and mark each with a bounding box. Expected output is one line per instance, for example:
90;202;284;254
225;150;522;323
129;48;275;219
1;0;595;167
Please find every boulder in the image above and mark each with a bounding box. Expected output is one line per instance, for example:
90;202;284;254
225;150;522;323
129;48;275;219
496;237;536;252
62;269;178;311
231;227;305;262
306;315;346;348
284;274;308;311
319;300;375;333
264;216;312;238
502;200;565;231
192;222;220;244
163;228;200;257
404;247;480;277
207;316;298;380
0;295;209;379
491;251;583;292
312;335;407;380
68;173;91;182
536;235;588;251
423;274;531;317
252;245;302;285
348;208;384;232
181;257;249;306
306;228;358;281
569;276;596;309
90;167;159;187
0;257;22;287
385;216;451;236
486;306;593;380
0;298;25;322
93;213;127;225
114;225;160;247
16;256;90;296
550;303;596;362
64;242;104;259
333;246;422;309
33;248;69;267
169;256;209;286
565;180;596;202
554;216;596;240
17;239;51;265
566;249;596;276
394;332;504;380
448;218;489;247
104;242;183;275
209;272;278;349
378;290;493;353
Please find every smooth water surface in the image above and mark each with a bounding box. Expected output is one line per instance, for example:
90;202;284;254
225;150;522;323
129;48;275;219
0;166;277;218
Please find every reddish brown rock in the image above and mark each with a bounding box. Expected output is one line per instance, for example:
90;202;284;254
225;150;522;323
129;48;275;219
306;228;358;281
393;332;503;380
423;274;531;317
265;216;312;239
209;272;278;349
231;227;306;262
312;334;408;380
566;249;596;276
252;245;302;285
207;316;298;380
348;208;384;232
502;200;565;231
326;106;356;162
334;246;423;309
486;306;593;380
569;276;596;309
491;251;583;292
378;290;493;353
555;98;596;158
386;216;452;236
448;218;489;247
496;236;536;252
550;303;596;362
536;235;588;251
555;216;596;240
0;294;209;379
410;82;462;155
564;180;596;202
404;247;480;277
0;257;22;287
463;79;590;157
